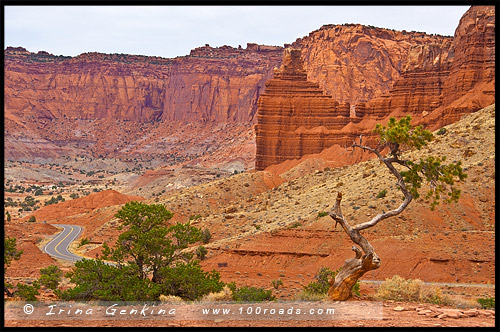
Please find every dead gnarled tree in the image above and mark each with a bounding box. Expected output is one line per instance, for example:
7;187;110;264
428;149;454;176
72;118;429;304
327;116;467;301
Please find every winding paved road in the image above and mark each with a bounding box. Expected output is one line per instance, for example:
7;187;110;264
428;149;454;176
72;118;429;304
43;224;84;262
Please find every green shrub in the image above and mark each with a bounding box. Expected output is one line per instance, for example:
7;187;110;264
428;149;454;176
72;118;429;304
289;221;302;229
196;245;208;260
201;228;212;244
477;297;495;309
303;267;336;295
159;261;224;301
317;212;329;218
28;216;36;223
78;238;90;248
15;281;40;301
228;282;276;302
436;128;447;135
376;189;387;199
39;265;62;290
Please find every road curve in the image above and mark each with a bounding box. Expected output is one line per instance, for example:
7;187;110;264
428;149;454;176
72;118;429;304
43;224;84;262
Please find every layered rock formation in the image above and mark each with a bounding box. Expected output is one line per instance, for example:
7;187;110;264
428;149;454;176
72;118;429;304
4;43;283;124
290;24;453;106
255;6;494;170
255;49;351;170
356;6;495;128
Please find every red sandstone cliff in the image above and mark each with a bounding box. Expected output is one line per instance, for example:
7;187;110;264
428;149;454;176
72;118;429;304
255;6;494;170
291;24;453;106
4;44;283;125
356;6;495;128
4;6;494;171
255;48;351;170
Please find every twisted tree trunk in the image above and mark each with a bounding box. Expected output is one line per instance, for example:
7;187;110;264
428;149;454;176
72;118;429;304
327;139;413;301
327;193;381;300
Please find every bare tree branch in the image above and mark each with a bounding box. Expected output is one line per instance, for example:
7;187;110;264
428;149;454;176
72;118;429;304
350;141;413;231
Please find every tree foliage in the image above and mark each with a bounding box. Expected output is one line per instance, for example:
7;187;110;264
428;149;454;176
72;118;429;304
59;259;160;301
4;237;23;297
372;115;466;210
327;115;467;301
39;265;63;290
159;260;224;301
58;202;220;301
101;201;200;282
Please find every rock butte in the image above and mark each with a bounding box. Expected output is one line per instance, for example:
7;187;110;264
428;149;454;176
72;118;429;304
255;48;351;170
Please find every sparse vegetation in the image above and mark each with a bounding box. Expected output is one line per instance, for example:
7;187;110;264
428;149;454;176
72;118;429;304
374;275;423;302
227;282;276;302
437;127;447;135
376;189;387;198
477;297;495;309
201;228;212;244
196;245;208;260
317;211;329;218
271;278;283;289
78;237;90;248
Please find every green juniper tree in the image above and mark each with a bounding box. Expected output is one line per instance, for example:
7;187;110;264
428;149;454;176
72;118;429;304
4;237;23;297
327;116;466;300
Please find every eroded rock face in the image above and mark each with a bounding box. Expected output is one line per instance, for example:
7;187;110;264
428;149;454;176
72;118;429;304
291;24;453;106
4;44;283;124
255;6;494;170
437;5;496;124
255;49;351;170
355;5;495;127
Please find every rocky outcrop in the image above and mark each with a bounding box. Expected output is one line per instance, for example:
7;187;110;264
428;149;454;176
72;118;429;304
4;44;283;124
255;49;351;170
435;5;496;125
291;24;453;106
355;6;495;128
354;39;454;118
256;6;495;170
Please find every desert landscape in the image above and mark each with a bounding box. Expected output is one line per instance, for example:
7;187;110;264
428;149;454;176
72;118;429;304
4;5;495;328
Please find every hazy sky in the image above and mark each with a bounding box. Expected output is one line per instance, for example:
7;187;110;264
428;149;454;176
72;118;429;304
4;5;470;58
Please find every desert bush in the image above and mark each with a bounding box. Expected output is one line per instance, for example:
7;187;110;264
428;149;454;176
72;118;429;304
317;212;329;218
15;281;40;301
159;294;185;304
201;228;212;244
39;265;62;290
303;267;336;295
477;297;495;309
375;275;423;301
436;128;447;135
200;285;233;302
159;261;224;301
196;245;208;260
28;216;36;223
227;282;276;302
376;189;387;199
271;279;283;289
78;238;90;248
